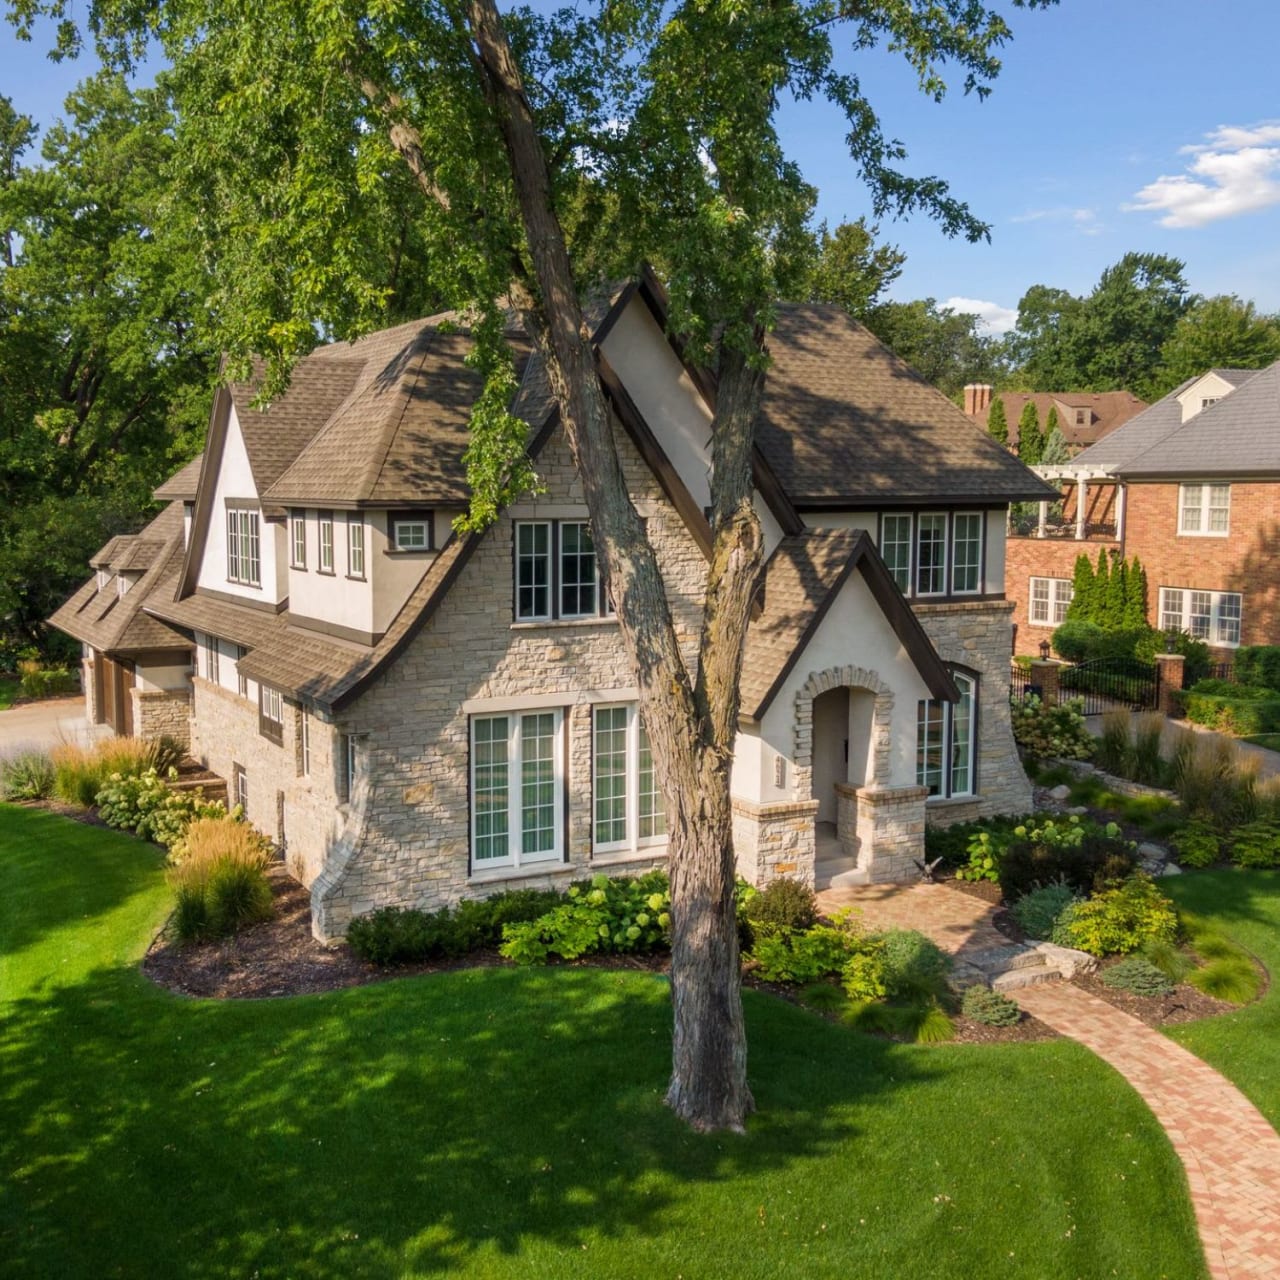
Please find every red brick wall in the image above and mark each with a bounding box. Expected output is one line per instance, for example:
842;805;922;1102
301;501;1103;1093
1124;481;1280;647
1061;482;1117;528
1005;535;1120;655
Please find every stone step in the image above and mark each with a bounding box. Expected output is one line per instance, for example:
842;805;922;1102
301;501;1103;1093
821;866;871;890
965;944;1047;974
991;961;1064;992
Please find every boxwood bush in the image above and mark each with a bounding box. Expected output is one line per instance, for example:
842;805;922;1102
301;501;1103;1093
1182;679;1280;736
1233;645;1280;692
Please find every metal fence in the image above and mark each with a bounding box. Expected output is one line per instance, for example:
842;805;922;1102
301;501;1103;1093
1205;662;1235;683
1009;662;1037;704
1058;657;1160;715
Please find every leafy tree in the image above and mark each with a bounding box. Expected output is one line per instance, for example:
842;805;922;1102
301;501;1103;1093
802;218;904;319
986;396;1008;446
1017;401;1043;464
1152;295;1280;397
1094;547;1112;618
1124;556;1149;630
1067;553;1096;624
865;298;1004;396
16;0;1061;1131
1040;406;1068;463
1106;553;1128;624
1004;284;1085;388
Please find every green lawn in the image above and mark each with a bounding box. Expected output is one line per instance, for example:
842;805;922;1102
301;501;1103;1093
1163;870;1280;1128
0;805;1206;1280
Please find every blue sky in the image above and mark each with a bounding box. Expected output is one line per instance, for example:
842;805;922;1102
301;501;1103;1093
4;0;1280;334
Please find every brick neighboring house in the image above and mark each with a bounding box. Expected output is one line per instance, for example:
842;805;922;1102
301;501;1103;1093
51;273;1051;939
962;385;1148;454
1006;366;1279;656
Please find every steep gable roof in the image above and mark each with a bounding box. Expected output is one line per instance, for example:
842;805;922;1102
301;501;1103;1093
153;454;204;502
755;306;1056;506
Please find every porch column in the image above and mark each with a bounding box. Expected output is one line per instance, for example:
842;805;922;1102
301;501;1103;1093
1116;482;1127;545
1075;477;1088;539
1038;499;1048;537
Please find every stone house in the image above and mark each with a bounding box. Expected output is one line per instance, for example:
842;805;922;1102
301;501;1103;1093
1005;365;1280;656
53;275;1049;939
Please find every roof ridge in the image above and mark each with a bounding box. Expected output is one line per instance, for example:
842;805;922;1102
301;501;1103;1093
366;326;439;499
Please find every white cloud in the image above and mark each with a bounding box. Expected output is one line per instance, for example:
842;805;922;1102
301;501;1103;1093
1126;122;1280;228
944;297;1018;337
1009;206;1102;236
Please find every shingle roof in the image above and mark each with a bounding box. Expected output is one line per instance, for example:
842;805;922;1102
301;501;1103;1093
739;528;957;721
755;306;1057;505
142;577;291;652
1211;368;1259;388
975;390;1148;450
49;503;189;655
153;454;204;502
1115;361;1280;478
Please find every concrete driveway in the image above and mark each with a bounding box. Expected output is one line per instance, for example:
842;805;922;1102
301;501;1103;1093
0;696;107;755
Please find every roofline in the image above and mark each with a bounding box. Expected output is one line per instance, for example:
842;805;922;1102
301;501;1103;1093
178;386;234;602
792;493;1050;511
1116;468;1280;481
745;531;958;722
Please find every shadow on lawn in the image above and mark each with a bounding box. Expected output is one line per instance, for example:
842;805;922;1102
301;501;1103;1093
0;961;933;1278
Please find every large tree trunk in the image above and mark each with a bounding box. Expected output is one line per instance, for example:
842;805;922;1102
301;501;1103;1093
463;0;765;1131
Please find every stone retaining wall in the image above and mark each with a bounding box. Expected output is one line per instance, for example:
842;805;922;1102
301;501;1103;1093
131;687;192;747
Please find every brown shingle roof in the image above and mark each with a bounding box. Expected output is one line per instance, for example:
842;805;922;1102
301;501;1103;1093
153;454;204;502
143;580;291;653
976;391;1149;450
756;306;1056;505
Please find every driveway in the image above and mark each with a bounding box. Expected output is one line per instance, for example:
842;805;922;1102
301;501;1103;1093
0;697;107;754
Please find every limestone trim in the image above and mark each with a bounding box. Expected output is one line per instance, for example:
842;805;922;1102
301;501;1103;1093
793;665;895;798
731;796;821;821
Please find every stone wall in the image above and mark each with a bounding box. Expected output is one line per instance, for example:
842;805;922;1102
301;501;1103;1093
915;598;1034;821
732;798;819;888
310;419;707;939
855;784;927;883
131;687;192;747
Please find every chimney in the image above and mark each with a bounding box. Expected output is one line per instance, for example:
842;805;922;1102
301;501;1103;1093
963;384;994;416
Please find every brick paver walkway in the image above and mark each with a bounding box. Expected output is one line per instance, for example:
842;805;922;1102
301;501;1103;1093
820;882;1280;1280
1017;982;1280;1280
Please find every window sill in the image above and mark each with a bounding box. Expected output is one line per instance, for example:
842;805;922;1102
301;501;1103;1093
1176;531;1229;538
345;574;367;583
467;862;579;887
925;794;980;809
383;548;435;557
510;617;619;630
591;845;669;869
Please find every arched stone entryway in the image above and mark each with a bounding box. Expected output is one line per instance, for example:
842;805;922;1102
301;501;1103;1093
793;664;894;800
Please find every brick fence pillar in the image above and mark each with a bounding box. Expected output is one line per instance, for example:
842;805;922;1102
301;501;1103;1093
1156;653;1186;717
1029;660;1061;707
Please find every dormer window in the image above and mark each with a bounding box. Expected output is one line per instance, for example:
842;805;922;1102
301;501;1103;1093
389;510;434;552
96;568;109;591
226;506;261;586
1075;409;1086;426
1201;397;1219;411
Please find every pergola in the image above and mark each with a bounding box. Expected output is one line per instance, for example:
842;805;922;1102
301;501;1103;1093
1025;463;1123;541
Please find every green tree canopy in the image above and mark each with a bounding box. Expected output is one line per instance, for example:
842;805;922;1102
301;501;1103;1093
1017;400;1043;464
1152;295;1280;397
801;218;904;319
986;395;1008;446
864;298;1004;396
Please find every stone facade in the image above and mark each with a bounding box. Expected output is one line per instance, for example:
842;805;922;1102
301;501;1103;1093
131;687;192;747
732;797;820;888
855;784;928;883
915;599;1034;821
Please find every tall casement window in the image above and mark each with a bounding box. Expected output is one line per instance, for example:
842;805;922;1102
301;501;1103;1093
347;514;365;579
514;520;612;622
259;684;284;745
299;709;311;777
593;704;668;854
878;511;985;599
226;506;261;586
1029;577;1074;626
318;512;335;574
389;510;433;551
204;635;220;684
234;763;248;816
1179;483;1230;535
470;710;565;867
917;672;977;799
235;644;249;697
1159;587;1242;646
343;733;360;802
290;511;307;569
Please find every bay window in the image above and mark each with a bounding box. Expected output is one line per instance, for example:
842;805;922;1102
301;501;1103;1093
471;710;564;867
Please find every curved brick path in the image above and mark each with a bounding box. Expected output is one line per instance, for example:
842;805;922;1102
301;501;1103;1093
1016;982;1280;1280
819;883;1280;1279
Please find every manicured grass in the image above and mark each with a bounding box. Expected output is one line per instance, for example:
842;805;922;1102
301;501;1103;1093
1163;870;1280;1128
0;678;17;711
1243;733;1280;751
0;805;1207;1279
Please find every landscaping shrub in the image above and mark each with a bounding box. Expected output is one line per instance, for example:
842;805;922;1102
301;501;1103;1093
17;659;77;699
926;813;1025;871
1170;731;1257;827
0;749;55;800
845;998;954;1044
841;949;889;1001
742;876;817;934
960;985;1021;1027
1140;938;1193;983
1052;874;1178;956
1182;679;1280;737
168;817;274;943
753;922;860;984
1171;820;1221;869
1232;644;1280;693
1102;956;1175;997
1050;621;1149;665
51;737;157;807
996;817;1135;900
1188;957;1261;1005
1094;710;1130;776
877;929;951;1001
1010;695;1092;761
1134;629;1211;686
204;856;275;936
798;981;850;1014
1129;712;1166;786
1010;881;1080;940
1228;820;1280;869
97;767;227;850
347;906;465;965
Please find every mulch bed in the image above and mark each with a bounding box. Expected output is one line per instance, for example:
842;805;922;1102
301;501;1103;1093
1075;963;1237;1028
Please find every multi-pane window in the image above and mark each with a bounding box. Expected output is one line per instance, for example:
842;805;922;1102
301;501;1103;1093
470;711;564;867
226;507;261;586
290;511;307;569
204;635;220;684
347;515;365;579
390;511;433;551
1179;483;1230;535
878;511;984;598
300;709;311;777
951;513;982;594
345;733;360;801
236;644;249;698
1159;587;1242;646
917;672;977;799
593;704;668;853
1029;577;1074;626
318;513;335;573
259;685;284;746
514;520;611;622
234;763;248;817
881;514;912;593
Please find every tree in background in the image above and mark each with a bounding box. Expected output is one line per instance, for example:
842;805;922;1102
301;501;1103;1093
1094;547;1111;613
802;218;904;320
1124;557;1149;630
986;396;1008;446
1017;401;1043;464
1067;552;1097;623
863;298;1005;396
1040;406;1068;464
1106;553;1128;624
1152;295;1280;397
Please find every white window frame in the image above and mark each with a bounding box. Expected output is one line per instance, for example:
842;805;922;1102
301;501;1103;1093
1159;587;1242;647
513;520;611;623
318;512;335;573
1029;576;1074;627
390;511;433;552
915;513;949;597
1178;483;1230;536
345;732;360;801
300;709;311;777
951;512;983;595
260;684;284;735
235;644;249;698
290;510;307;569
558;520;600;620
592;703;668;855
226;506;262;586
347;514;365;579
917;672;977;800
469;709;565;869
204;635;220;685
234;763;248;816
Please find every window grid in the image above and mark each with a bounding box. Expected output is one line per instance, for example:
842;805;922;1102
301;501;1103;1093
638;721;666;841
520;713;557;857
319;513;334;573
881;514;912;593
205;636;220;685
593;706;629;846
236;644;249;698
593;704;669;853
917;674;977;800
345;733;359;801
1159;587;1242;646
516;522;552;621
1179;483;1231;536
300;709;311;777
559;522;598;619
472;716;510;861
470;711;565;867
916;514;948;596
952;513;982;594
290;512;306;569
347;515;365;579
1029;576;1074;626
392;513;432;551
226;508;261;586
